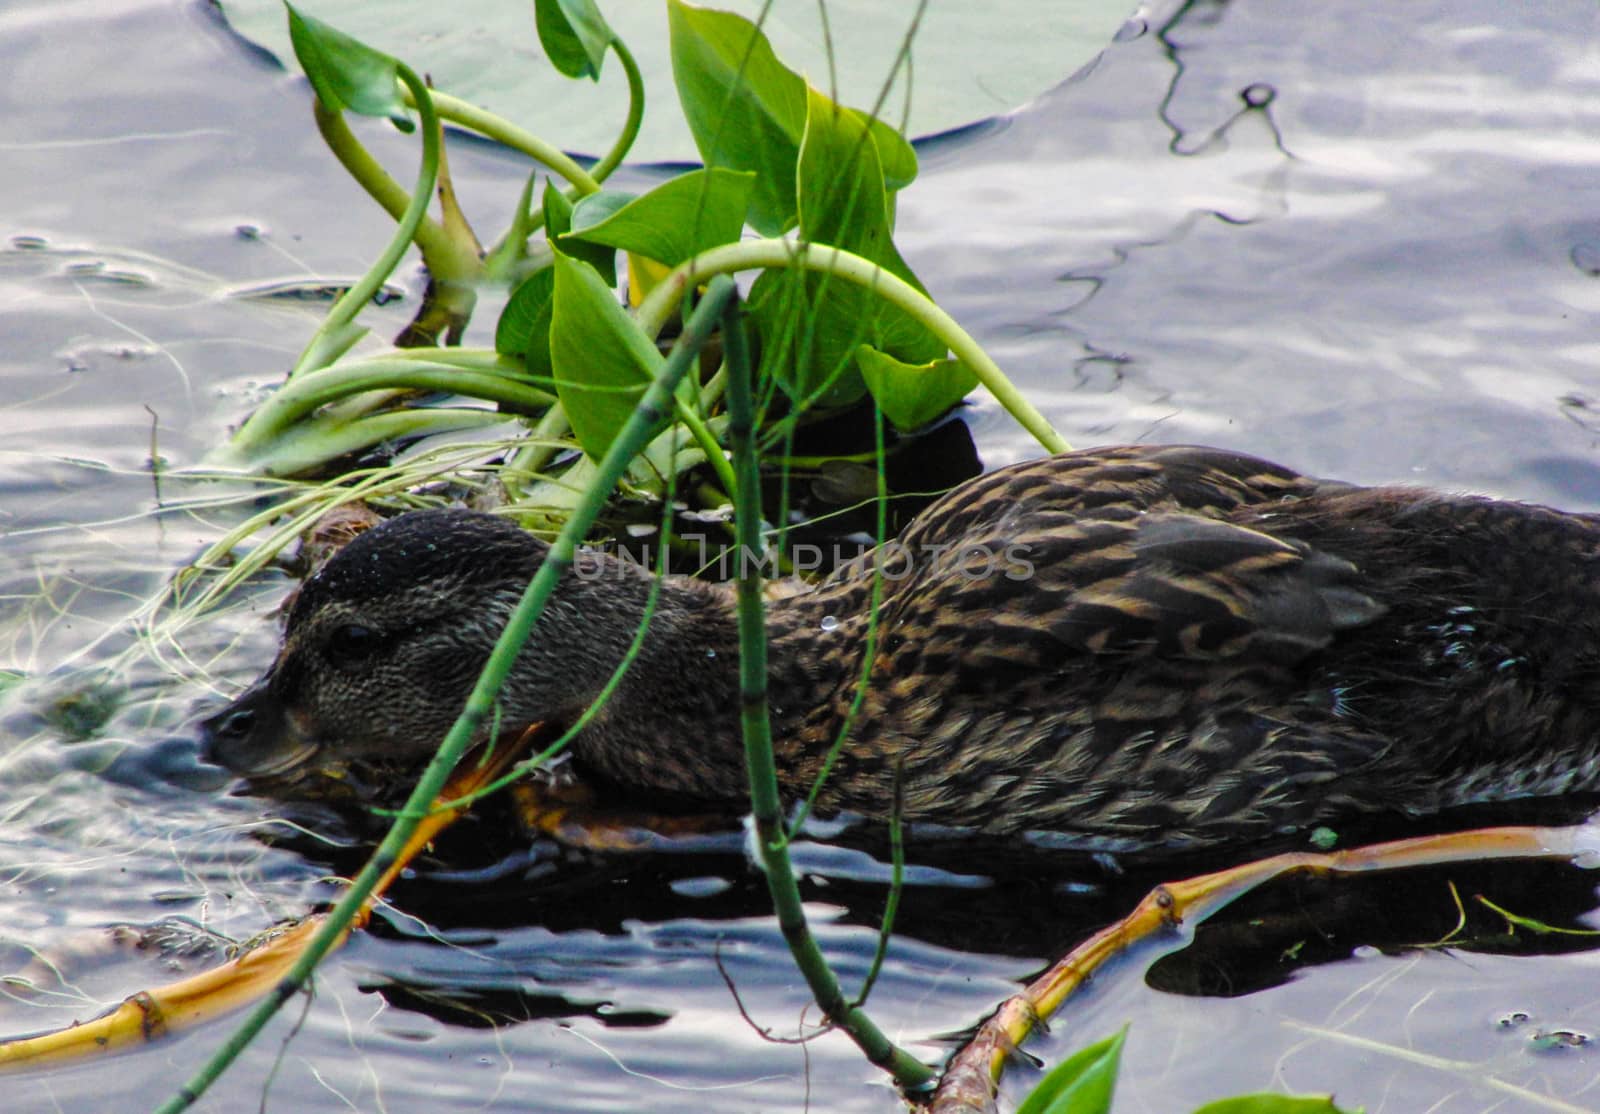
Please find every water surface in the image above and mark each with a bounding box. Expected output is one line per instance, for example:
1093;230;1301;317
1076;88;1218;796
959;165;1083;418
2;1;1598;1111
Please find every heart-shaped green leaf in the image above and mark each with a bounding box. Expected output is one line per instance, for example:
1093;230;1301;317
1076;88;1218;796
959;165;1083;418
856;347;975;430
564;168;754;266
495;266;555;376
548;252;664;458
534;0;613;81
667;0;915;236
751;82;941;408
544;181;616;287
285;3;411;129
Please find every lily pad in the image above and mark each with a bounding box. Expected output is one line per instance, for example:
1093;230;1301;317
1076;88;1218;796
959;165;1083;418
215;0;1136;163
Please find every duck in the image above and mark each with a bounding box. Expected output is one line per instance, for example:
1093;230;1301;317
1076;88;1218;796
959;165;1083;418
200;444;1600;849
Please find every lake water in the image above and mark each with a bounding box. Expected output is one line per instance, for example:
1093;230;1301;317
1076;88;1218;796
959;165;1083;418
2;1;1598;1111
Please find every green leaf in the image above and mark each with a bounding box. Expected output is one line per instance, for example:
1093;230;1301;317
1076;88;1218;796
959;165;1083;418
750;83;941;408
548;251;665;458
285;3;412;130
543;181;616;287
569;189;637;235
1192;1096;1362;1114
667;0;807;236
534;0;613;80
495;266;555;376
856;347;975;430
1015;1029;1125;1114
564;168;754;266
667;0;917;237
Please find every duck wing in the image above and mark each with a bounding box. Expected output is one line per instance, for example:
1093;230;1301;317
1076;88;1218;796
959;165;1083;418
832;445;1384;669
1052;511;1385;661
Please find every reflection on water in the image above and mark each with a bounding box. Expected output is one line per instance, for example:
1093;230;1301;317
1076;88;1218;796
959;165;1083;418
2;0;1600;1110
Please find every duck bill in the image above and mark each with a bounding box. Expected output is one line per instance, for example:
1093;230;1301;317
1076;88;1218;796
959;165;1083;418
199;676;321;780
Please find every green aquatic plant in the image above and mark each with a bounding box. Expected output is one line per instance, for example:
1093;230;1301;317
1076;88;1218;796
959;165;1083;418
209;0;1064;490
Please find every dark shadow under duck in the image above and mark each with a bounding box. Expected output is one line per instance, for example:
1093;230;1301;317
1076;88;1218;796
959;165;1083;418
200;444;1600;850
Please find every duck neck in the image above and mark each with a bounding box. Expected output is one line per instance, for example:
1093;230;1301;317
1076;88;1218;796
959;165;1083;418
563;560;859;810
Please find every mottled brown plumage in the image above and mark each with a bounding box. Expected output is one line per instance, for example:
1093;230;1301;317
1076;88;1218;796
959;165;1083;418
201;445;1600;848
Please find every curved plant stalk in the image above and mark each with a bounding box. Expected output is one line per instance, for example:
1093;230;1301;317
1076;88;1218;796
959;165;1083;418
312;98;484;288
219;351;551;470
291;61;442;379
635;239;1070;455
929;823;1600;1114
154;274;740;1114
722;289;937;1092
417;89;602;196
234;408;511;480
585;37;645;185
0;731;531;1072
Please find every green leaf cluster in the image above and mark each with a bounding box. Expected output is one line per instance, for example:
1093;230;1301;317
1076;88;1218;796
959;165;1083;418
496;0;980;459
227;0;1018;478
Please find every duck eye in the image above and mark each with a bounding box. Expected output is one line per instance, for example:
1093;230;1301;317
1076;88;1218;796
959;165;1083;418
326;623;379;667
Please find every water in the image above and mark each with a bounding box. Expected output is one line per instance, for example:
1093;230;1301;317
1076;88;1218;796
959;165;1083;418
2;0;1599;1111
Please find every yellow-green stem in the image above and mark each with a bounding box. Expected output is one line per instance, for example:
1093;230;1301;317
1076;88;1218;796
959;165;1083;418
420;89;601;196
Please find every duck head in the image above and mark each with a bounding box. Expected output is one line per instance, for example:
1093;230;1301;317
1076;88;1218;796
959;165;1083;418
199;509;638;797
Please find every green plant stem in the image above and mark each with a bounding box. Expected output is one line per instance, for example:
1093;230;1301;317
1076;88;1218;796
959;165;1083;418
154;275;740;1114
224;354;551;465
674;399;738;495
239;409;510;479
293;62;444;377
419;88;601;196
586;37;645;185
311;99;482;286
721;290;937;1092
503;404;573;500
784;405;889;839
636;239;1070;455
854;788;905;1010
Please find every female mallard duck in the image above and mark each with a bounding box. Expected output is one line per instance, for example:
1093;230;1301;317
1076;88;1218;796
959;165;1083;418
201;444;1600;848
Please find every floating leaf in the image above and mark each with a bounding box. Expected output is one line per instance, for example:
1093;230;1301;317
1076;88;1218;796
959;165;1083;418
1191;1096;1362;1114
285;3;411;130
534;0;613;80
1015;1028;1125;1114
856;347;975;431
564;168;754;266
548;252;664;458
222;0;1134;162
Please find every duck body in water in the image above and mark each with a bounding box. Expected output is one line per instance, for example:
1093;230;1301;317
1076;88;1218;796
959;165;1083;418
201;445;1600;849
